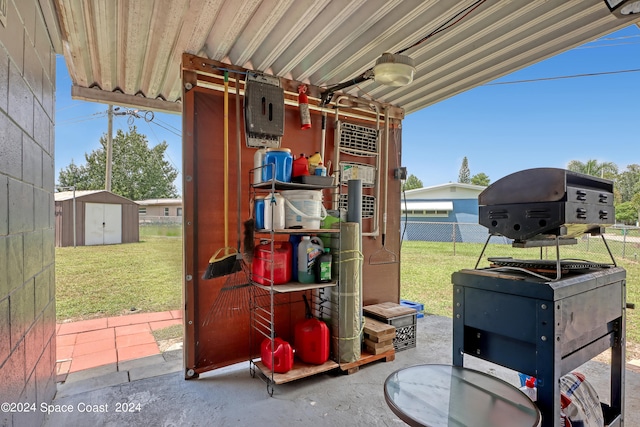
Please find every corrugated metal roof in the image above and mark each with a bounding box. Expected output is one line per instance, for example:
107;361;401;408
54;189;139;204
52;0;640;114
54;190;104;201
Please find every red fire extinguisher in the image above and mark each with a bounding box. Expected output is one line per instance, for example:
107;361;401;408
298;84;311;130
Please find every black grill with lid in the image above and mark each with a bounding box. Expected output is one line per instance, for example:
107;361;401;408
454;167;626;427
478;167;614;242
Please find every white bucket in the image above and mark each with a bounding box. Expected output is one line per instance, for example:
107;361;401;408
281;190;326;229
263;193;285;230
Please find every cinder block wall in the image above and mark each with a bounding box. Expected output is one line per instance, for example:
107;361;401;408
0;1;57;426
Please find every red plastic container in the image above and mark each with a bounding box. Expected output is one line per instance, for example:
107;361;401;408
292;154;310;177
261;337;294;373
252;241;292;285
294;295;330;365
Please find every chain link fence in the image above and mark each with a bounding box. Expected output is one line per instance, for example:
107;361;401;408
401;221;640;262
139;216;183;237
139;215;183;225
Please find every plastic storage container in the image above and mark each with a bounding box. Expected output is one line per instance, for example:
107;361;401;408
263;193;285;230
253;148;268;184
254;196;265;230
519;376;537;401
319;213;340;247
315;248;332;283
262;148;293;183
281;190;326;229
252;241;292;285
292;153;309;178
294;295;330;365
289;235;302;282
261;337;293;373
297;236;323;284
307;152;322;175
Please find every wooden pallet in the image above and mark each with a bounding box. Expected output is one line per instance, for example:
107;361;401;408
338;349;396;375
254;359;339;384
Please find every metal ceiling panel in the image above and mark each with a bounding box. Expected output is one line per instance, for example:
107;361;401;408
52;0;640;114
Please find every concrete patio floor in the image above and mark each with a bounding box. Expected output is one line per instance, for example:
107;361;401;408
44;314;640;426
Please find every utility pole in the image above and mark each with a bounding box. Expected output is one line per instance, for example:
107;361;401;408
104;106;148;191
106;104;113;191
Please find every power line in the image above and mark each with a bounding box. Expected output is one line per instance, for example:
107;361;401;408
577;41;640;49
57;111;107;125
141;118;181;173
153;117;182;135
147;119;181;137
484;68;640;86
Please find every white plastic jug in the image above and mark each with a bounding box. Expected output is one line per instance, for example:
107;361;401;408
263;193;285;230
253;148;268;184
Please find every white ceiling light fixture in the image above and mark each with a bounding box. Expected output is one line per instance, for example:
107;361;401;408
373;53;416;86
603;0;640;17
319;52;415;106
318;1;485;106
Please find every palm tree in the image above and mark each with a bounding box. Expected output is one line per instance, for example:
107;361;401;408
566;159;618;180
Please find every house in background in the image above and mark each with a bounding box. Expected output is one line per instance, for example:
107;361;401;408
136;198;183;223
401;183;487;242
55;190;139;247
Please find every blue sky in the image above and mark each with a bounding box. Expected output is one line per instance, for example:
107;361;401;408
55;64;183;191
403;24;640;187
55;25;640;192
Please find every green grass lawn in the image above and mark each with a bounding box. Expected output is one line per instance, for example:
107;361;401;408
400;240;640;346
55;235;183;321
55;230;638;350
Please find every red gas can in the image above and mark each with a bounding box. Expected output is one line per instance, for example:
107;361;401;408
261;337;294;373
292;153;310;177
252;241;292;285
294;295;330;365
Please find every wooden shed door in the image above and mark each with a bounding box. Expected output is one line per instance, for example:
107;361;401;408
85;203;122;245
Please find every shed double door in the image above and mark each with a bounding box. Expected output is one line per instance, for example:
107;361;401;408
85;203;122;245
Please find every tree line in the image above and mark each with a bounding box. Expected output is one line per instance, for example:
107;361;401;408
402;156;489;191
58;126;179;201
567;159;640;225
403;157;640;225
59;131;638;225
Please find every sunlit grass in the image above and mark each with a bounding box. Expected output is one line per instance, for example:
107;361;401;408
55;236;182;321
55;232;638;350
399;240;640;346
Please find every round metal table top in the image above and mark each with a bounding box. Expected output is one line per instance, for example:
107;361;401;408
384;364;541;427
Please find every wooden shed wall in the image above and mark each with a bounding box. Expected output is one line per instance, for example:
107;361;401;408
183;81;403;375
